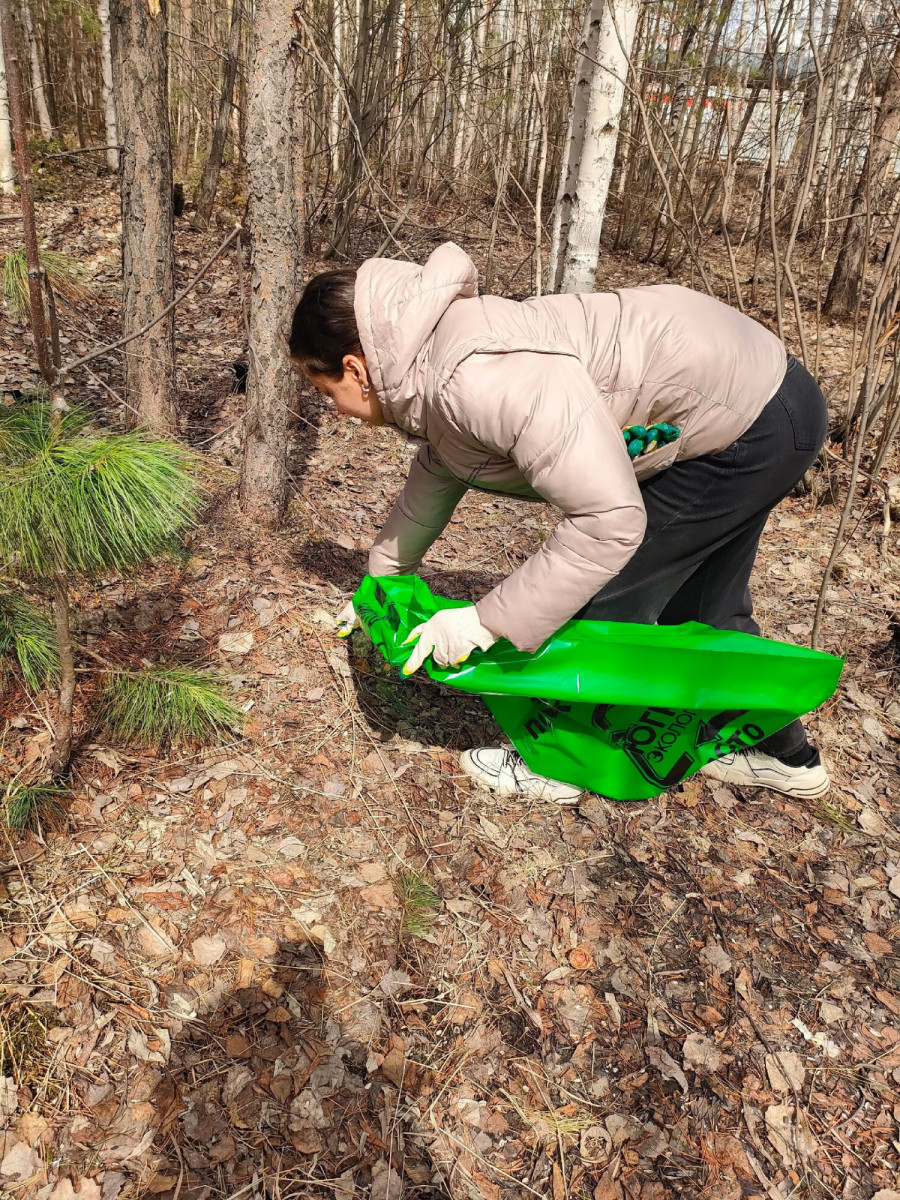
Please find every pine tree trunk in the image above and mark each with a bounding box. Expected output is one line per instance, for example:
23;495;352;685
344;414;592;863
239;0;301;525
560;0;639;294
825;38;900;320
20;0;52;139
193;0;242;229
0;16;14;194
98;0;118;170
49;576;75;777
111;0;176;432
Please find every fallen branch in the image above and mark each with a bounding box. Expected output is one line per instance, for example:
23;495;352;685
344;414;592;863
59;225;243;380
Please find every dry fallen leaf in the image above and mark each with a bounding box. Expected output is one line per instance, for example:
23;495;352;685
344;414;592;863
765;1050;805;1093
567;944;595;970
858;807;887;835
0;1143;42;1183
370;1160;404;1200
683;1032;724;1073
379;969;412;997
225;1034;251;1058
218;631;255;655
864;931;893;956
191;935;227;966
765;1104;817;1165
647;1044;688;1093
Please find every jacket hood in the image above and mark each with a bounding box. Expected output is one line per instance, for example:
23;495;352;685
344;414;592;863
354;243;478;432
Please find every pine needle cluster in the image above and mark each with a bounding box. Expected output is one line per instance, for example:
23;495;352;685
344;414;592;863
0;404;202;578
95;668;243;749
0;591;59;690
2;779;67;832
394;868;441;937
2;248;90;319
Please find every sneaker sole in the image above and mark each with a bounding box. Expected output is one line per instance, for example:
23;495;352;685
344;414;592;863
702;759;831;799
459;753;583;805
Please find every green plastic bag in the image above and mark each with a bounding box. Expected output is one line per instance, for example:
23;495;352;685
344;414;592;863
353;575;843;801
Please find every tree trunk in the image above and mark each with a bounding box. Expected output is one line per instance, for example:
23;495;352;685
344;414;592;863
560;0;639;294
98;0;118;170
193;0;242;229
175;0;194;174
825;38;900;320
111;0;176;433
239;0;301;525
69;4;87;147
49;575;75;777
19;0;52;139
0;15;14;194
548;0;604;293
0;0;55;390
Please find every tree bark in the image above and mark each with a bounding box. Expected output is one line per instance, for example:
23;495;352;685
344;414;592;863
560;0;640;294
0;14;14;194
111;0;177;432
49;575;75;777
174;0;194;174
238;0;301;525
548;0;604;293
98;0;118;170
193;0;242;229
19;0;52;139
0;0;54;389
825;38;900;320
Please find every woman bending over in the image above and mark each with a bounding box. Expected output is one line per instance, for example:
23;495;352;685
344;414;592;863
289;243;829;803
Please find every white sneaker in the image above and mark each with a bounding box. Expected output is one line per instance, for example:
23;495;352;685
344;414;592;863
460;747;584;805
701;750;830;798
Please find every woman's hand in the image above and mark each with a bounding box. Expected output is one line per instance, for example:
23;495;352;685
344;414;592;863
335;600;360;638
402;608;497;675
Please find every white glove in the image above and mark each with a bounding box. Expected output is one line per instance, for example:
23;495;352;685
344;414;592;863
336;600;360;638
402;607;497;675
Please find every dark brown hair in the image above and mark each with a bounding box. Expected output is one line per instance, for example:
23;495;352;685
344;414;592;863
289;268;362;381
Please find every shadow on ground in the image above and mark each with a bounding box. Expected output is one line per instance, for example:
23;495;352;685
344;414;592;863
146;939;450;1199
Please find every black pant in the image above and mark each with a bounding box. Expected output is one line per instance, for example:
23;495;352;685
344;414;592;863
578;356;828;760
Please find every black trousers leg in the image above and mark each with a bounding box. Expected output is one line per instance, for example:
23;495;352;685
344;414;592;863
577;356;828;760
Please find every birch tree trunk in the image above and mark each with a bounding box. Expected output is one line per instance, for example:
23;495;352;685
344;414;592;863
111;0;177;432
0;17;14;194
560;0;639;294
239;0;301;525
175;0;194;174
20;0;52;138
98;0;118;170
825;37;900;319
547;0;605;293
329;0;343;177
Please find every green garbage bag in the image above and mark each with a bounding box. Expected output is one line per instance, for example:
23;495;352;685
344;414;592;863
353;575;843;801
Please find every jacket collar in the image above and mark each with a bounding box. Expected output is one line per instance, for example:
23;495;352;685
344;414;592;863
354;243;478;434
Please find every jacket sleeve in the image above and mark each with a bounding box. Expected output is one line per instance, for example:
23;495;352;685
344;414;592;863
368;442;469;576
459;353;647;652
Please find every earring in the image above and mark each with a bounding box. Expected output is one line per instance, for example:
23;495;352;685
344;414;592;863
362;383;371;394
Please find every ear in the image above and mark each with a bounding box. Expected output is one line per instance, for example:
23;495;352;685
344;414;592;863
343;353;369;388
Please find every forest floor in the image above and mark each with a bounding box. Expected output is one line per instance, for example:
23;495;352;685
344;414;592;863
1;162;900;1200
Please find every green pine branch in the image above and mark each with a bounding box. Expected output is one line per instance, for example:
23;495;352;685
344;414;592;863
2;248;90;320
0;590;59;691
0;403;202;579
2;779;66;833
95;667;244;750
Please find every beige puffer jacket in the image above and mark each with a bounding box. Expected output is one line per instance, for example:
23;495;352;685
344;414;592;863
357;243;786;652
